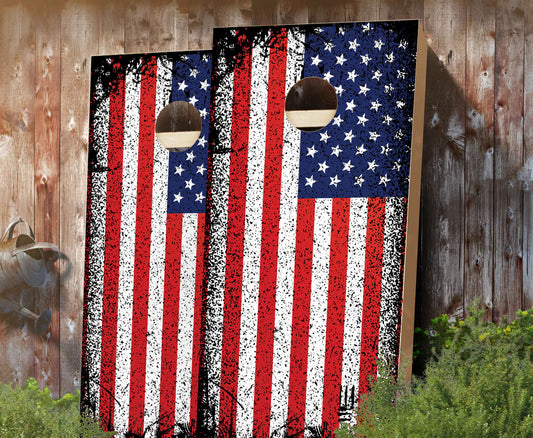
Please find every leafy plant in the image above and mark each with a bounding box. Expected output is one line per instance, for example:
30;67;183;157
336;306;533;438
0;378;113;437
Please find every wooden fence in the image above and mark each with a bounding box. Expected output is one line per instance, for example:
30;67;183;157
0;0;530;398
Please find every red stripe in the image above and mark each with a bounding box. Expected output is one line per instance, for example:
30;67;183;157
128;57;158;434
98;63;126;431
158;213;183;436
190;213;206;433
287;198;315;438
322;198;350;433
218;34;253;436
358;198;386;397
252;28;288;437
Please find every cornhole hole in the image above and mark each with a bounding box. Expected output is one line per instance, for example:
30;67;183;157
205;20;426;437
82;50;211;437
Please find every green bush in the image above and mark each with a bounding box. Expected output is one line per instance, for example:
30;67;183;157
0;378;113;437
336;306;533;438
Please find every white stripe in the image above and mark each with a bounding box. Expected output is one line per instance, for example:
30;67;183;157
87;79;108;418
113;62;141;433
269;28;306;438
235;40;270;438
378;198;405;365
304;198;333;434
340;197;368;418
174;214;199;427
206;56;234;431
143;57;172;437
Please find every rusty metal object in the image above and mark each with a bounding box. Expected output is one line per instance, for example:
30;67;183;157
0;218;59;334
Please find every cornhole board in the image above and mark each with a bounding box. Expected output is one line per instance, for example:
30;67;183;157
205;20;426;437
82;50;212;437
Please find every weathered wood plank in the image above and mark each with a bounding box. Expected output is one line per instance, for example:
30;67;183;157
214;0;249;27
98;1;125;55
0;3;36;389
60;0;98;396
522;0;533;310
464;0;495;319
188;0;214;50
308;0;346;24
276;0;308;25
252;0;275;25
419;0;466;326
493;0;524;323
150;0;189;52
392;0;424;20
345;0;379;22
34;5;61;397
125;0;151;53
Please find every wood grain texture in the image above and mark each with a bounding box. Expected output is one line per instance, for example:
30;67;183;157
0;2;36;389
34;5;61;397
150;0;189;52
418;0;466;326
59;0;98;396
493;0;524;323
276;0;308;25
125;0;151;53
188;0;214;50
464;0;495;319
98;1;125;55
522;0;533;310
214;0;249;27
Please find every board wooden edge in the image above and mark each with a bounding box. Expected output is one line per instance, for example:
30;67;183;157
398;22;427;381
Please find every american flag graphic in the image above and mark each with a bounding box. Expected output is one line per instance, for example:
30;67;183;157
205;21;419;437
82;51;211;437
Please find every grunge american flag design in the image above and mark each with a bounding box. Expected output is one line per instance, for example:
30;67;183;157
82;51;211;437
205;21;420;437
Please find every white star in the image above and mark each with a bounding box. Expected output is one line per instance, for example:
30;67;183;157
197;136;207;147
362;23;372;33
343;160;354;172
344;130;355;143
197;163;206;175
190;68;199;77
356;144;367;155
311;55;322;66
349;38;361;51
323;71;334;82
381;144;391;156
383;114;393;125
374;39;384;50
357;114;369;126
174;192;183;203
397;69;407;79
336;54;347;65
399;39;408;49
396;100;406;108
307;145;318;158
372;69;382;81
347;70;358;82
199;108;208;118
318;161;330;173
395;129;405;140
305;175;316;187
393;160;402;171
186;151;196;162
361;54;372;65
359;83;370;95
185;179;195;190
379;174;390;186
354;174;365;187
384;83;395;94
195;191;205;203
315;27;324;33
367;160;379;172
369;131;380;141
332;115;343;127
175;164;184;175
386;52;395;63
189;95;198;106
324;41;335;52
320;131;330;143
370;99;382;111
334;84;345;96
178;80;188;91
338;26;346;35
331;145;343;157
200;79;210;90
346;100;356;112
330;175;341;187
